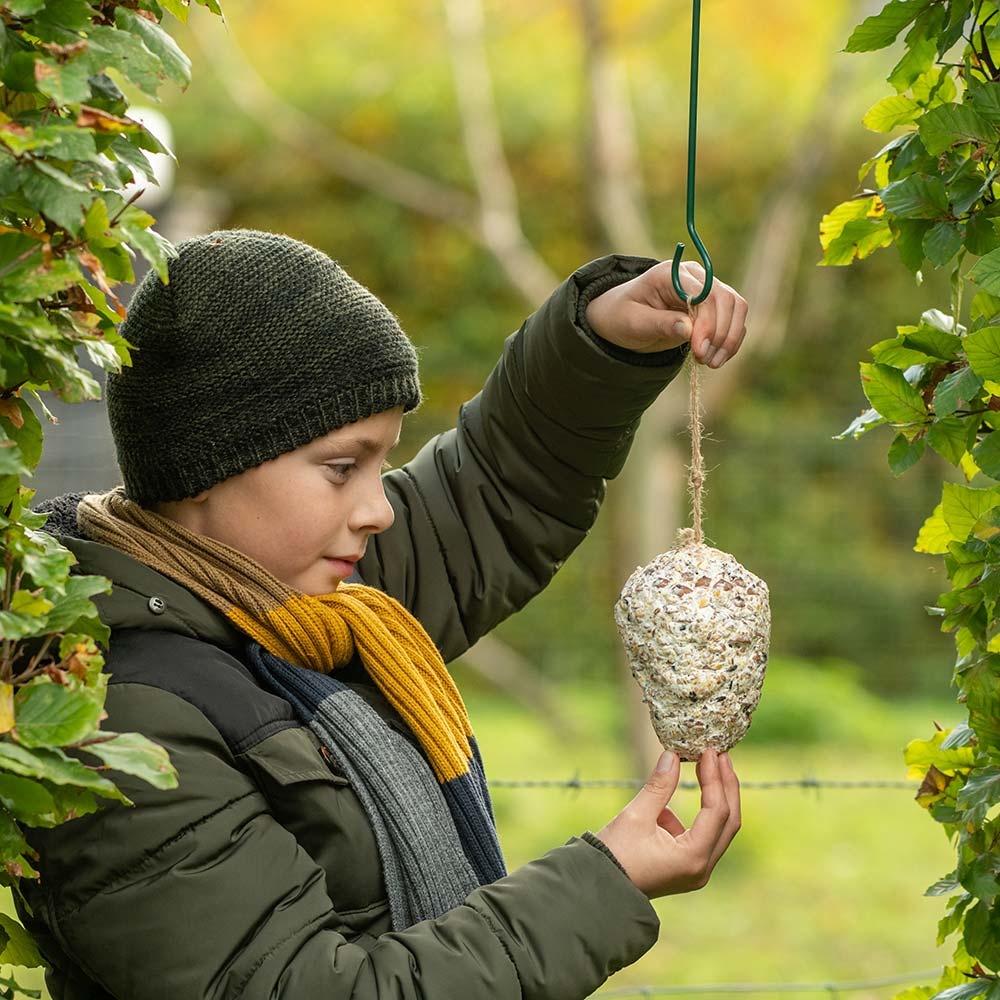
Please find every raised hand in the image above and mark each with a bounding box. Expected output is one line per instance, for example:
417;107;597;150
595;749;741;899
585;261;748;368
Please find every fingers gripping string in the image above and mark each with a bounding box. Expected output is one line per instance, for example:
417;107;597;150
671;0;714;307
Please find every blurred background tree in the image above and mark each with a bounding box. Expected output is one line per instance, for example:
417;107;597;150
30;0;961;767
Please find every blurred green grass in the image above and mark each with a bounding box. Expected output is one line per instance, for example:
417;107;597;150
466;656;959;999
2;656;959;999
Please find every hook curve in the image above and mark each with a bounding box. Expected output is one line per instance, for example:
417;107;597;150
671;237;714;307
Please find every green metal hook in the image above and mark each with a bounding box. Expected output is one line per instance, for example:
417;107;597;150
671;0;714;307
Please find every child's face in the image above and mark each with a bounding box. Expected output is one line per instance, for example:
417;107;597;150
188;407;403;595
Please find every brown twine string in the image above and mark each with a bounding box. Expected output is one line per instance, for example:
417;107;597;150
686;303;705;546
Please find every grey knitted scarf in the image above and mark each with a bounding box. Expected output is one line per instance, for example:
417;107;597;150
247;645;506;930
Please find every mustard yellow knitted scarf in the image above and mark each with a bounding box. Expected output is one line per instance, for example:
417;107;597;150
76;488;472;783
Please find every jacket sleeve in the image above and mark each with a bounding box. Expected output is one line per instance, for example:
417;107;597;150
358;255;688;662
22;682;658;1000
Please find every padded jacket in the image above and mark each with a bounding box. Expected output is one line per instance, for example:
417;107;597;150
18;255;688;1000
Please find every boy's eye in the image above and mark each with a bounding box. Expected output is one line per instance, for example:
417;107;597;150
325;463;355;484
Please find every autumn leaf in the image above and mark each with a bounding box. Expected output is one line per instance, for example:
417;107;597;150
75;250;126;318
0;400;24;430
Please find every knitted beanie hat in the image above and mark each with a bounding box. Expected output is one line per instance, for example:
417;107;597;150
107;230;421;507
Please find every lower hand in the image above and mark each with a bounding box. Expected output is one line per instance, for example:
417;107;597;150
585;261;748;368
595;749;741;898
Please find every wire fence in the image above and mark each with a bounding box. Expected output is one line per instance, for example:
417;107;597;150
593;969;941;998
490;776;916;792
494;776;931;1000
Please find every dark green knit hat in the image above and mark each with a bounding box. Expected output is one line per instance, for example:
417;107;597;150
108;229;421;506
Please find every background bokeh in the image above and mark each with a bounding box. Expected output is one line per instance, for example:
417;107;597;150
26;2;968;996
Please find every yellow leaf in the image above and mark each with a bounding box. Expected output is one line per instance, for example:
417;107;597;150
820;197;877;251
915;503;954;554
960;451;981;482
904;731;975;779
0;684;14;735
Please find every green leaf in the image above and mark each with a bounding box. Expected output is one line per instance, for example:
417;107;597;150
971;81;1000;123
86;25;164;98
966;326;1000;381
845;0;931;52
81;732;177;789
18;531;73;590
860;361;928;423
160;0;191;22
13;682;103;749
904;327;962;359
969;248;1000;295
20;162;90;236
926;873;961;896
881;174;949;219
957;767;1000;822
863;95;920;131
0;257;81;304
966;213;1000;257
972;290;1000;325
33;55;93;105
934;368;985;417
872;336;934;367
114;8;191;87
964;899;1000;968
959;851;1000;900
119;214;174;283
894;219;933;273
942;483;1000;543
924;221;964;267
42;574;111;634
974;431;1000;480
918;103;995;156
0;774;59;828
2;0;46;14
0;744;125;802
888;26;937;91
889;431;926;474
929;416;977;465
0;914;42;969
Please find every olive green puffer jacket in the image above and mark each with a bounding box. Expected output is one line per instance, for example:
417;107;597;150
19;255;688;1000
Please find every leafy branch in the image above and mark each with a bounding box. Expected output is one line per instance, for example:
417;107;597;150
0;0;221;991
827;1;1000;996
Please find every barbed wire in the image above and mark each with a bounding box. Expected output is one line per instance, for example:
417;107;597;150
490;776;916;792
594;968;941;998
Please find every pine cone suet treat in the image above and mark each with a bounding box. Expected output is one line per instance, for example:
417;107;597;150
615;529;770;760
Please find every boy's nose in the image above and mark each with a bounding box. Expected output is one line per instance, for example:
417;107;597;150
351;479;395;536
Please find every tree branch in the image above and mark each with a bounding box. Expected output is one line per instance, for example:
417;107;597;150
187;17;476;230
441;0;559;304
577;0;657;255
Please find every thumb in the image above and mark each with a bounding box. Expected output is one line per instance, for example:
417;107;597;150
663;312;692;343
630;752;680;821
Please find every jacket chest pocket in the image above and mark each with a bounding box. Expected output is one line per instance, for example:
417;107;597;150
239;726;389;925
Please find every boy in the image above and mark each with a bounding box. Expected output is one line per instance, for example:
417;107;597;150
26;229;746;1000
